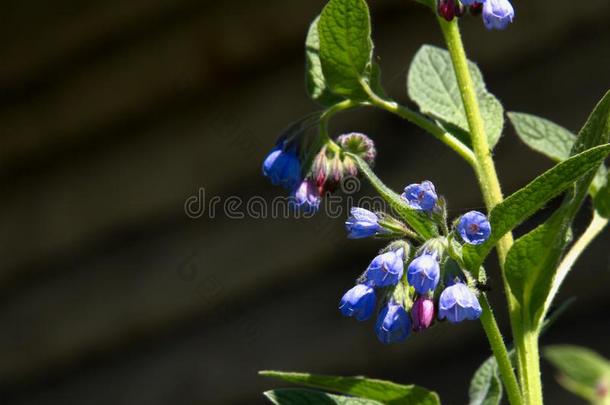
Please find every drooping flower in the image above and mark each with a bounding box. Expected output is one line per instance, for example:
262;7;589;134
262;147;301;189
482;0;514;30
375;302;411;344
402;181;438;213
457;211;492;245
339;284;377;321
291;179;321;213
345;207;382;239
412;297;435;331
363;248;405;288
438;283;482;323
407;254;440;294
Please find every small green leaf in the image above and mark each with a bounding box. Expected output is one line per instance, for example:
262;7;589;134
469;356;502;405
544;346;610;404
508;111;608;195
594;177;610;218
509;112;576;161
318;0;373;99
264;389;383;405
407;45;504;149
305;16;345;107
348;153;438;239
463;144;610;272
260;371;440;405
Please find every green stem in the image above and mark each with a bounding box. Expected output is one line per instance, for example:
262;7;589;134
437;18;530;405
360;82;477;168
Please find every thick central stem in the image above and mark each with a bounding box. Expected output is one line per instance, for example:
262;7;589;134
437;18;540;405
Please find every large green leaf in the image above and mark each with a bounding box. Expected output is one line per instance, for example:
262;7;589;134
544;346;610;404
508;111;608;194
264;389;383;405
407;45;504;149
348;153;438;239
260;371;440;405
318;0;373;99
469;356;502;405
305;16;345;107
462;144;610;272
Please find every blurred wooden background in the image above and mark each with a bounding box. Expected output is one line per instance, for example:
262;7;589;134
0;0;609;403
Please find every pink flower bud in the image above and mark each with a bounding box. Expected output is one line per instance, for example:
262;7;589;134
412;297;435;331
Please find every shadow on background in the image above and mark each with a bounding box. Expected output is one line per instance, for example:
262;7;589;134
0;0;608;403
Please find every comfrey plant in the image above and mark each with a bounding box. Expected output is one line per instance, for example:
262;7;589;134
260;0;610;404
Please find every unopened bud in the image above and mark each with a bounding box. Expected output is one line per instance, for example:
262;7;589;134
438;0;456;21
412;297;435;331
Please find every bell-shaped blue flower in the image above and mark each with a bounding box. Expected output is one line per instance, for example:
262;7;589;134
345;207;381;239
375;302;411;344
438;283;482;323
339;284;376;321
262;146;301;189
363;248;405;288
291;179;321;213
458;211;492;245
482;0;514;30
407;254;440;294
402;181;438;212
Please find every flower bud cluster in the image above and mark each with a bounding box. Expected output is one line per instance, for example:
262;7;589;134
339;181;492;344
262;130;376;214
438;0;514;30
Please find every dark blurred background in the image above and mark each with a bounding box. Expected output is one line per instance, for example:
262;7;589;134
0;0;609;404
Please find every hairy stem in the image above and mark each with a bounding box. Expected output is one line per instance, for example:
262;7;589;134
437;18;530;405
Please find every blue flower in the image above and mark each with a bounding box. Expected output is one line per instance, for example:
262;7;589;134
339;284;377;321
345;207;381;239
363;248;405;288
407;254;440;294
458;211;492;245
262;147;301;189
402;181;438;212
438;283;482;323
375;302;411;344
291;179;321;213
482;0;514;30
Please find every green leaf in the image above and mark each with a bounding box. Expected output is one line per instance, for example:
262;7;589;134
463;144;610;272
318;0;373;99
305;16;345;107
260;371;440;405
469;356;502;405
509;112;575;161
508;111;608;195
264;389;383;405
407;45;504;149
348;153;438;239
505;208;570;324
544;346;610;404
594;177;610;218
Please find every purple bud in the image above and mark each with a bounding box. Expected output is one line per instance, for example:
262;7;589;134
438;0;456;21
482;0;514;30
412;297;435;331
457;211;491;245
291;179;321;213
375;302;411;344
345;207;382;239
311;149;329;189
407;254;441;294
339;284;376;321
438;283;482;323
364;248;405;288
402;181;438;213
336;133;377;165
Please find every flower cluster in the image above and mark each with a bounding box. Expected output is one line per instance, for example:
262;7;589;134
262;128;376;214
437;0;515;30
340;181;491;344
